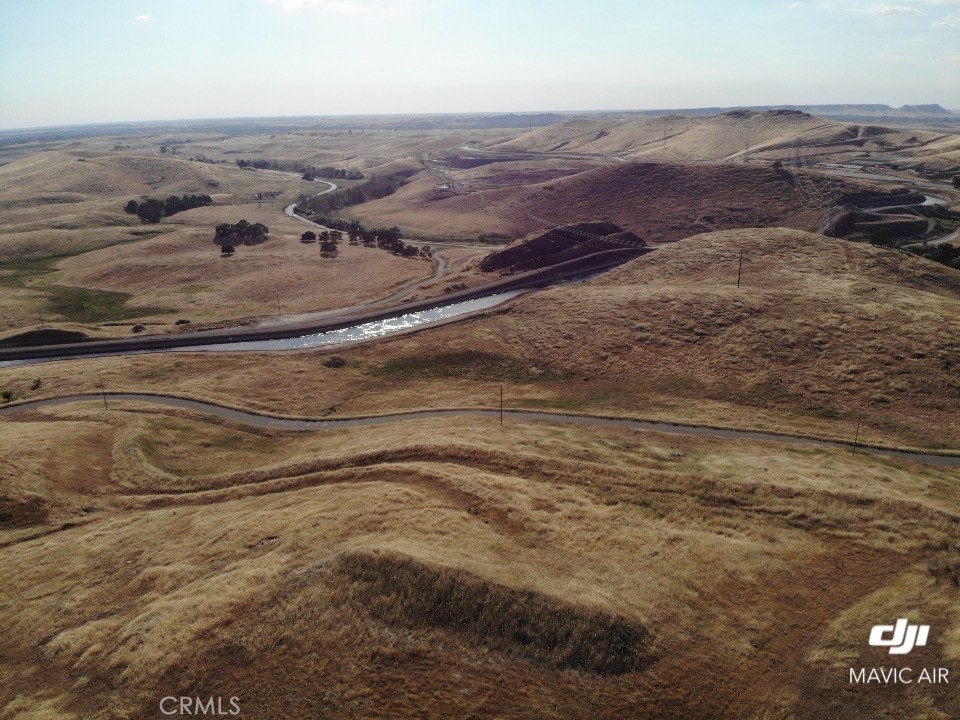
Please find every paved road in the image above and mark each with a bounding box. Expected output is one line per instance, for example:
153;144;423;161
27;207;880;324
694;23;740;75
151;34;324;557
274;185;488;326
457;143;627;164
282;179;338;223
3;393;958;467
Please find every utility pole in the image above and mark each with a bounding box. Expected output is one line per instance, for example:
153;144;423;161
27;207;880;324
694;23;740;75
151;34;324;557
276;294;281;318
99;374;108;411
500;384;504;427
737;250;743;288
852;411;863;454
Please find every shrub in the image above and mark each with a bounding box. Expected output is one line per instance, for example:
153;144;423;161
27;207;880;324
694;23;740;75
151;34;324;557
30;378;41;390
1;389;12;403
323;355;346;368
131;324;145;333
929;550;960;586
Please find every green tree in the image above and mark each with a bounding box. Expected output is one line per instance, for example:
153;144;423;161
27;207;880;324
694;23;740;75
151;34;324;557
214;220;269;245
136;198;164;223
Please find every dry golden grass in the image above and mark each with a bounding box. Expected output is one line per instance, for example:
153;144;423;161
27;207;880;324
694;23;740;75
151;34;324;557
4;227;956;451
47;202;433;328
491;111;958;166
343;162;847;243
0;127;535;336
3;125;960;719
1;404;958;719
0;150;439;334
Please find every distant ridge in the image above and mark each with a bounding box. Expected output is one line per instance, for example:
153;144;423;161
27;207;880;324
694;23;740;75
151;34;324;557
621;103;957;120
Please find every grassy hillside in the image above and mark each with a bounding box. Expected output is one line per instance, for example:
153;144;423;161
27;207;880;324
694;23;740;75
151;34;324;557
1;405;958;719
345;162;848;243
396;227;960;448
3;226;960;718
3;228;958;450
489;110;960;167
0;150;436;335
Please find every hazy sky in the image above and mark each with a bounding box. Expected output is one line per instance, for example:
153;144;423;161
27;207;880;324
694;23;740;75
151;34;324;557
1;0;959;129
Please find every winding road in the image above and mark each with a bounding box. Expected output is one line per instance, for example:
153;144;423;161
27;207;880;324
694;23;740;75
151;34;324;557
270;182;487;327
282;179;337;223
2;393;958;467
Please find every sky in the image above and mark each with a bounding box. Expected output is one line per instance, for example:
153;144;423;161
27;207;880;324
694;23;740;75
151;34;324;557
1;0;959;129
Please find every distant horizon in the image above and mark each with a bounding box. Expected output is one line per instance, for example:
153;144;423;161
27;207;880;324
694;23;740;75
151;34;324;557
1;102;958;134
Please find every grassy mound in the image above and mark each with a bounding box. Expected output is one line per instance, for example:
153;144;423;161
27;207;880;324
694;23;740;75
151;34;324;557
479;222;646;273
329;551;656;675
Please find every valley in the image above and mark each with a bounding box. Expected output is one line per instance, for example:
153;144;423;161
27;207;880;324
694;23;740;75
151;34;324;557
1;107;959;720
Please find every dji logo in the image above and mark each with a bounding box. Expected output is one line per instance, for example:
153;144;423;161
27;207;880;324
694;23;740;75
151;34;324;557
869;619;930;655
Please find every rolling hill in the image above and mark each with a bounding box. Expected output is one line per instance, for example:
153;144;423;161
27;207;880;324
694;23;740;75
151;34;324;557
2;227;960;719
486;110;960;168
345;161;848;242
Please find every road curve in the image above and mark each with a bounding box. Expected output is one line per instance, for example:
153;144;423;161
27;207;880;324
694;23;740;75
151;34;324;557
282;179;338;223
3;393;958;467
0;249;642;364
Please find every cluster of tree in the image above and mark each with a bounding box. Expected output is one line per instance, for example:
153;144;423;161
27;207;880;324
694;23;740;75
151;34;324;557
190;154;225;164
124;194;213;223
214;220;269;248
299;216;430;259
235;158;363;180
300;230;342;255
302;167;364;181
235;159;273;170
295;171;416;215
870;231;960;270
913;242;960;270
374;231;421;257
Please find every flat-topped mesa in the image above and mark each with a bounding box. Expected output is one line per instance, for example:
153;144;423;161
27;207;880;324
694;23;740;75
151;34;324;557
479;222;647;274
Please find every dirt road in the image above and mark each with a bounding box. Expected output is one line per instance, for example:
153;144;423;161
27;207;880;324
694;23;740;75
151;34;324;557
3;393;957;467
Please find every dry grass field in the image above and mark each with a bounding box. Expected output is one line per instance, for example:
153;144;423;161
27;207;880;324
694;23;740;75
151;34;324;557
1;401;958;719
3;118;960;719
3;228;958;450
489;110;960;168
49;202;432;329
340;162;848;242
0;148;443;337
